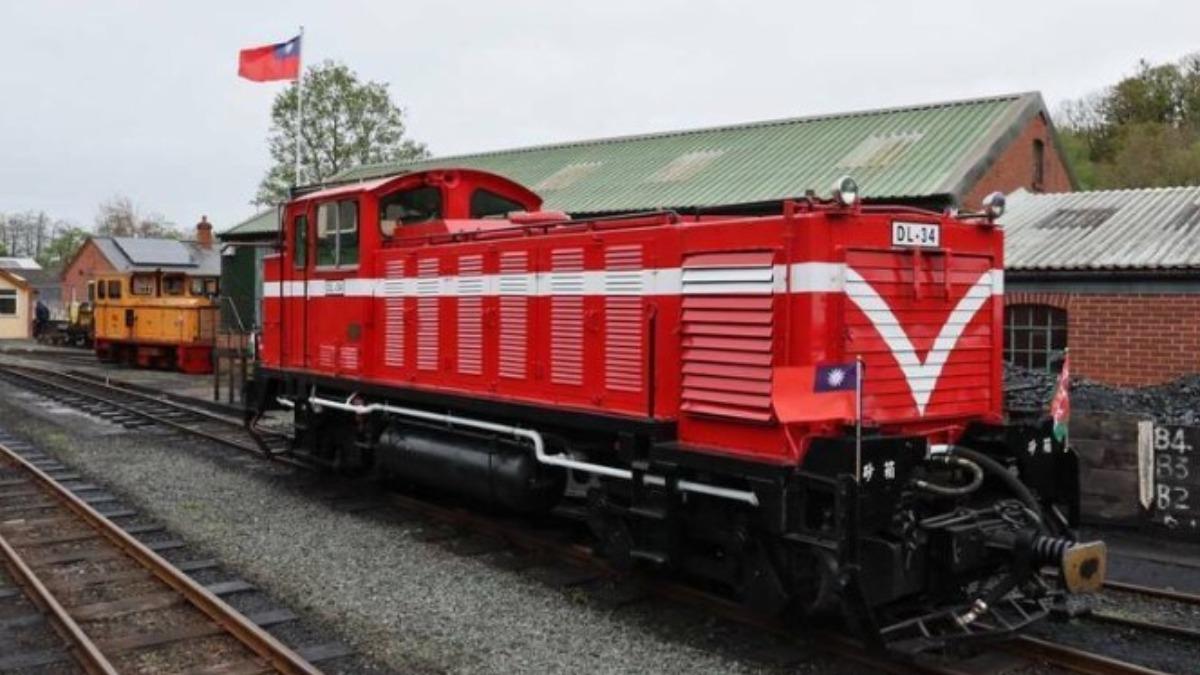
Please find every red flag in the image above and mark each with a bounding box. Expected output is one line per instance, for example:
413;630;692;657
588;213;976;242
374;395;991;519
1051;354;1070;441
238;36;301;82
773;363;858;423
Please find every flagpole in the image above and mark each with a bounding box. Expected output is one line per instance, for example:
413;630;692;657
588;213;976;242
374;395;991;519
855;355;863;484
294;25;304;186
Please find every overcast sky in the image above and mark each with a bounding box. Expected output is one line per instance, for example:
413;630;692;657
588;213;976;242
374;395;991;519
1;0;1197;234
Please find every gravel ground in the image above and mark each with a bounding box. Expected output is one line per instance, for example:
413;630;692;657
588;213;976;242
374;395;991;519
0;387;868;674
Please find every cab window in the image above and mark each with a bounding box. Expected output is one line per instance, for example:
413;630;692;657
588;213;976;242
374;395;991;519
163;276;185;296
317;199;359;267
96;281;106;300
293;214;307;269
470;189;524;219
131;274;155;296
190;278;219;296
379;187;442;237
107;280;121;299
87;281;96;302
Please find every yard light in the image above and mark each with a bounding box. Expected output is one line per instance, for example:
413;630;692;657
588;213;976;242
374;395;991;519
983;191;1006;221
832;175;860;207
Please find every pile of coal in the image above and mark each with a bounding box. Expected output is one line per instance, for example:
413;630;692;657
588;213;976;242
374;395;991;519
1005;363;1200;425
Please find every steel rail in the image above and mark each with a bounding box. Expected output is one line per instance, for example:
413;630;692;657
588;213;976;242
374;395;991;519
1002;636;1169;675
0;365;267;453
0;533;118;675
1104;578;1200;606
0;440;321;675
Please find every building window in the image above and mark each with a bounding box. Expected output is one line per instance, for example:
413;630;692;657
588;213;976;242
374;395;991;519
1032;139;1045;191
0;289;15;315
1004;304;1066;371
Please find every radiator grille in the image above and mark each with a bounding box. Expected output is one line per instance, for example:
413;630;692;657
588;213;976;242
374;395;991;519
550;248;584;386
383;259;405;368
498;251;529;379
844;250;994;419
605;245;644;393
680;251;776;422
457;255;484;376
416;258;440;371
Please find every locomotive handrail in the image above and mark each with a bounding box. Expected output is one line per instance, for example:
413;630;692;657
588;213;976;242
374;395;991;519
390;209;684;248
303;393;760;506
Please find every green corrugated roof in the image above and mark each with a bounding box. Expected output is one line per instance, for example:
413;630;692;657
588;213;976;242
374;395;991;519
220;209;278;240
335;92;1052;213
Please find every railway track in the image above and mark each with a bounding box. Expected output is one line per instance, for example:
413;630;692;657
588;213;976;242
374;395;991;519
0;437;320;673
0;360;1179;674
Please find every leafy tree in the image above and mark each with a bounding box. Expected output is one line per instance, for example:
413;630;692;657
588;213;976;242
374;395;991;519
38;226;91;268
254;60;429;206
94;195;176;238
1057;53;1200;189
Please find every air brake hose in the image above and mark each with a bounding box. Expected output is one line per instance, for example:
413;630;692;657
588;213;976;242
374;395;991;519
948;446;1055;536
912;455;984;496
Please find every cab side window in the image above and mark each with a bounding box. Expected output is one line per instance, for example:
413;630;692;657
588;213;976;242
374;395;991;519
470;189;525;219
107;280;122;299
379;187;442;236
163;276;184;296
293;214;307;269
131;274;155;296
96;281;106;300
317;200;359;267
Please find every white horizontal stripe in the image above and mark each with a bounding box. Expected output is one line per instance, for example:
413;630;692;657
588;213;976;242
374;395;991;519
261;265;1004;298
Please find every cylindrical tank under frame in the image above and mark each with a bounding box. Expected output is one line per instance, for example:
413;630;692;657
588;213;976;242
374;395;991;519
375;423;566;513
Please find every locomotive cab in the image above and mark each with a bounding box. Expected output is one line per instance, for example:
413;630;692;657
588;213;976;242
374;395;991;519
250;169;1104;654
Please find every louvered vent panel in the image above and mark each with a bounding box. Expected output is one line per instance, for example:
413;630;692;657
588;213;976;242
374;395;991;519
605;245;643;392
498;251;529;379
550;248;585;386
457;254;484;376
416;258;440;371
338;346;360;372
383;259;405;368
844;251;994;420
318;344;337;369
680;251;776;422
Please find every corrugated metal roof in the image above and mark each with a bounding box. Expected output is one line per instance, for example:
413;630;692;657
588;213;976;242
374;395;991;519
0;257;41;270
1002;186;1200;270
333;92;1049;214
220;209;278;239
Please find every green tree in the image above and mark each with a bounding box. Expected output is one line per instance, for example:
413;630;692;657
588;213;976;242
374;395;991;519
1057;53;1200;189
254;60;429;206
37;226;90;268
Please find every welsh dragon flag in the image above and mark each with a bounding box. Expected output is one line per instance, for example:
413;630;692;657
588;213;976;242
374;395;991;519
1050;355;1071;442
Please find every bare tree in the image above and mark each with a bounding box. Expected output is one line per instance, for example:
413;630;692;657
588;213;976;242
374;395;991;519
94;195;177;238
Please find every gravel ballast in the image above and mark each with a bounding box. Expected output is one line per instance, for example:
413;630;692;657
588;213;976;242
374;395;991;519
0;388;855;674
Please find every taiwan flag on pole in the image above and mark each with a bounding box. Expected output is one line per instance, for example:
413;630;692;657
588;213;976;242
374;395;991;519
772;362;859;423
238;35;301;82
1051;354;1071;442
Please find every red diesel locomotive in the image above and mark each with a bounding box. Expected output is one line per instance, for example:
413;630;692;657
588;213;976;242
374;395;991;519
247;168;1105;651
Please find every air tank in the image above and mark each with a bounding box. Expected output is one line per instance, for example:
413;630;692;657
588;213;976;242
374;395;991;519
376;424;565;512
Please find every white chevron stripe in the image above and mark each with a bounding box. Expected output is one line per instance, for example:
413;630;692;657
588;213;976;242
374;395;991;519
843;267;994;416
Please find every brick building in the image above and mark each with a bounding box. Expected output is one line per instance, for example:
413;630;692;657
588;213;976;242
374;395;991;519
1001;186;1200;386
60;219;219;309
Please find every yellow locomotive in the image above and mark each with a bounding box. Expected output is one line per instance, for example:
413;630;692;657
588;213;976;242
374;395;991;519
93;270;220;373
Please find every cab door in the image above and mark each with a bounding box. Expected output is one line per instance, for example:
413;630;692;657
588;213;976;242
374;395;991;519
284;210;309;369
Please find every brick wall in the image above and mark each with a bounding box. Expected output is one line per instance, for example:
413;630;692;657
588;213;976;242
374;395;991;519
60;240;116;308
963;113;1072;209
1007;291;1200;386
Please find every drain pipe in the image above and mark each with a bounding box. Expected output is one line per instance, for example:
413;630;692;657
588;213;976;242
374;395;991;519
303;393;759;507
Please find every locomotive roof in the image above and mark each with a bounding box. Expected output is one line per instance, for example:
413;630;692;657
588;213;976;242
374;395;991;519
332;92;1069;214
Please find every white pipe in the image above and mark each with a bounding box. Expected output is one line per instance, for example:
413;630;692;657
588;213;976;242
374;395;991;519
301;394;759;507
276;397;296;409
